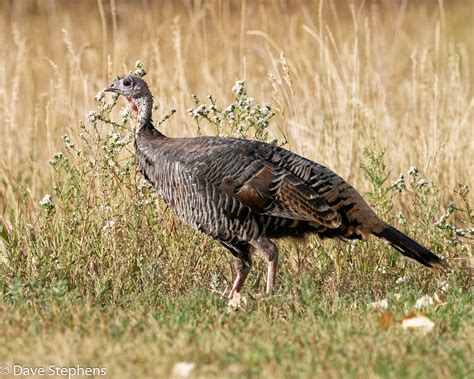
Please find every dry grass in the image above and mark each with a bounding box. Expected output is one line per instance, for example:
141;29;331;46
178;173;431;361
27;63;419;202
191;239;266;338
0;0;472;211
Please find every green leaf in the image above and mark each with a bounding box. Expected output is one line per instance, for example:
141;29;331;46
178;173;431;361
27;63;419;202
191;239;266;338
0;223;9;243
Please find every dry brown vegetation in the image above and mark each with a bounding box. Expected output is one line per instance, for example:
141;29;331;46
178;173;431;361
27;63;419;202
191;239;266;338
0;0;472;211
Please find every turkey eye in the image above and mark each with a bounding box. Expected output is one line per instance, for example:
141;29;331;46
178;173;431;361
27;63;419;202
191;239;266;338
123;79;131;86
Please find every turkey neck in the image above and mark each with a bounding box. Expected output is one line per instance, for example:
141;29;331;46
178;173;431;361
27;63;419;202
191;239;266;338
132;94;166;138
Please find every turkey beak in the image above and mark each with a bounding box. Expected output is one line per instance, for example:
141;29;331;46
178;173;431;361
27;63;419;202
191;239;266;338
104;81;120;93
104;85;117;93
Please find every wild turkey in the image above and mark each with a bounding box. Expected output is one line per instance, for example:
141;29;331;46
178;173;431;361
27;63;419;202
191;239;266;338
104;75;447;301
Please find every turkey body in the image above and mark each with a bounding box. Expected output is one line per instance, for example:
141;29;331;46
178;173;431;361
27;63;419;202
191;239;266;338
136;128;380;245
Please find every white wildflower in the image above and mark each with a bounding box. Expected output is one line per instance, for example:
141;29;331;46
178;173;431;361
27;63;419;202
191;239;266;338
95;90;105;102
134;60;146;77
224;104;235;116
102;220;115;231
87;111;100;123
395;276;406;285
232;80;246;95
241;97;254;110
408;166;419;176
70;215;81;227
455;228;466;237
396;212;407;225
193;105;208;118
391;174;405;192
447;202;456;213
260;105;271;115
49;152;65;166
439;281;450;292
434;209;450;226
39;194;52;207
418;178;429;187
119;107;130;123
257;118;269;128
109;130;120;143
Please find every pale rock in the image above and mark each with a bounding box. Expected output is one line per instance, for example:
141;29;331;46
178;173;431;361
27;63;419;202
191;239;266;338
402;315;435;334
172;362;195;378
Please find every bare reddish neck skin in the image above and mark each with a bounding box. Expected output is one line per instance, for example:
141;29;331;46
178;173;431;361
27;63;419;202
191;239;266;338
126;96;142;124
126;95;152;129
126;97;139;113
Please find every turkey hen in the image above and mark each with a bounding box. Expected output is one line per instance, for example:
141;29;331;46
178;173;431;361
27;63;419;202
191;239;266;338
104;75;447;301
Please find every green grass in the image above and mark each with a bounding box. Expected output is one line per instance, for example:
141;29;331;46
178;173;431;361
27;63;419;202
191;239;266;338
0;284;472;378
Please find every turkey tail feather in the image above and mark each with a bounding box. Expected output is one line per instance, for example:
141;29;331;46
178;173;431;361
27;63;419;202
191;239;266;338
374;225;448;272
